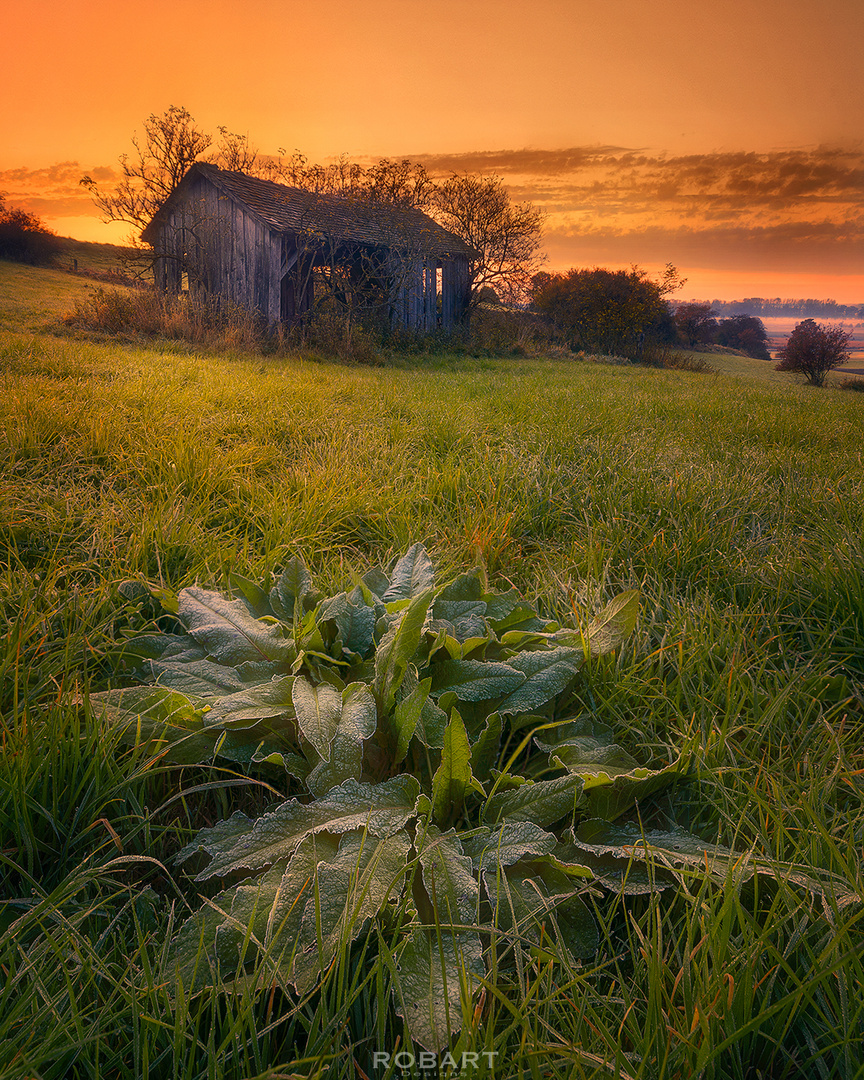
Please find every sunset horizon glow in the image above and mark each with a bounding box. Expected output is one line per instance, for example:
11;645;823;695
3;0;862;304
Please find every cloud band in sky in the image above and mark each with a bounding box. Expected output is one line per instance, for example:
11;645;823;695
413;143;864;282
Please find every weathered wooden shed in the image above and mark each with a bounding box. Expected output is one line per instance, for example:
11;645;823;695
140;163;475;332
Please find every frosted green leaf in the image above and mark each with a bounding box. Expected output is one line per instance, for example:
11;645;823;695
292;676;342;761
418;826;479;926
431;659;524;702
550;891;600;961
483;862;598;962
498;629;555;650
88;685;203;727
538;721;637;774
359;566;390;600
172;833;340;991
584;590;640;657
306;683;377;797
482;589;536;627
374;588;433;713
382;543;435;602
175;810;256;866
572;820;860;905
229;572;273;618
435;572;484;604
431;709;482;829
487;769;528;793
535;716;615;745
496;647;582;715
292;830;412;993
549;740;639;775
483;774;584;828
149;656;249;699
269;555;313;623
432;599;487;642
236;659;289;683
537;716;623;764
552;840;677;895
263;833;341;975
461;821;558;874
416;696;448;749
316;592;376;658
579;758;688;821
574;819;726;864
460;632;494;659
88;686;218;764
572;819;747;889
391;677;431;765
393;925;483;1051
179;586;293;665
540;719;687;819
116;633;204;667
191;776;420;880
433;599;485;624
204;675;296;727
398;666;447;750
171;890;244;994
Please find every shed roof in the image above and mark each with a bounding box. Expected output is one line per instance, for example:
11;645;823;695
142;163;476;259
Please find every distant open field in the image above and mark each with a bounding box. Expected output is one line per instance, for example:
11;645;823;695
2;256;864;1079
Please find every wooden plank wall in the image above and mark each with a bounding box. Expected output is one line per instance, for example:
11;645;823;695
280;239;317;325
153;176;282;323
407;258;424;330
388;252;408;329
389;257;448;332
440;256;470;332
423;259;437;332
153;205;182;292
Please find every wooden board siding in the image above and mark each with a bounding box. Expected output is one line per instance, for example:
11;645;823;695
391;253;409;330
441;256;470;332
151;176;280;322
407;258;423;331
423;259;437;332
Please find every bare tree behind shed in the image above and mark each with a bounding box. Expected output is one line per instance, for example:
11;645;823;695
431;174;544;308
81;106;213;234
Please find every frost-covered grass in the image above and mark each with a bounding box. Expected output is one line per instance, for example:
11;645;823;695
1;275;864;1078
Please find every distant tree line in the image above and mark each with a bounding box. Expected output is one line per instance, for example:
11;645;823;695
673;303;772;359
690;298;864;320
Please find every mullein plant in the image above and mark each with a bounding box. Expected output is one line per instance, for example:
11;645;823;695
89;544;858;1051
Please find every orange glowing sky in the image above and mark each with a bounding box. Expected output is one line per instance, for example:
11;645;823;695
3;0;863;302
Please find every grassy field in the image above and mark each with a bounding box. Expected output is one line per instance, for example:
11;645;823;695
2;258;864;1079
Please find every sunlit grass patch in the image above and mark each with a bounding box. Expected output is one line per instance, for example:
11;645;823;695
2;300;864;1077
